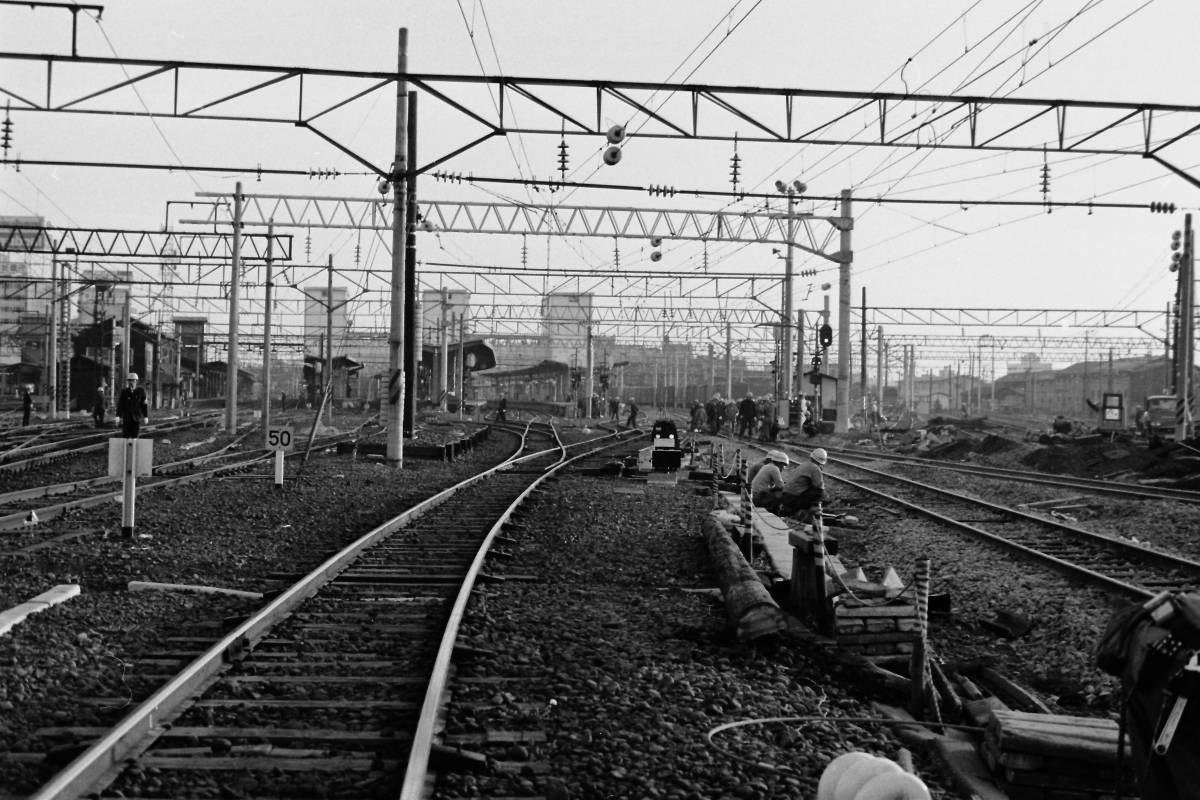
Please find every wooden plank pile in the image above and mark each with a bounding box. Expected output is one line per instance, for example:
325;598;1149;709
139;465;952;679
981;709;1137;799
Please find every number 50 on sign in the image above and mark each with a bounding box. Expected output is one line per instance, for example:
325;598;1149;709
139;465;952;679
267;425;294;451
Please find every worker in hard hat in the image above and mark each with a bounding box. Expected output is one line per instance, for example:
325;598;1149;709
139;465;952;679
779;447;829;520
116;372;149;439
748;449;790;513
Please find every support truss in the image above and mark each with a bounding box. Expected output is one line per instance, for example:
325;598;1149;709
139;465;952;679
185;193;847;259
869;307;1164;329
4;51;1200;177
0;225;291;260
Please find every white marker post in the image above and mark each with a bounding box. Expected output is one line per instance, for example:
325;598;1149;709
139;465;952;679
267;424;294;488
121;437;137;537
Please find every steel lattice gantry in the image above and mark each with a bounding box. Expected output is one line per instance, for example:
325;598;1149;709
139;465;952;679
0;225;291;260
6;53;1200;179
870;307;1164;329
184;194;848;260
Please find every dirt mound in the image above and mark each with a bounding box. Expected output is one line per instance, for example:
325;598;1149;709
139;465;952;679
1021;439;1200;480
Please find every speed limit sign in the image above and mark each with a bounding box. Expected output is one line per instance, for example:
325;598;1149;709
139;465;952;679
266;425;294;452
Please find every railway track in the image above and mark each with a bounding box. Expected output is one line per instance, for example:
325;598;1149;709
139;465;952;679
720;438;1200;602
21;421;643;800
830;444;1200;504
0;419;382;532
0;414;225;475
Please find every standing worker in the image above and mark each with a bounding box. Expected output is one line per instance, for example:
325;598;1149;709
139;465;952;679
626;396;639;428
738;394;758;438
116;372;149;439
92;384;107;428
21;387;33;426
779;448;830;522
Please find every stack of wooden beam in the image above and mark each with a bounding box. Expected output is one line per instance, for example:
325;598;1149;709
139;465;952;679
832;594;918;657
981;709;1137;799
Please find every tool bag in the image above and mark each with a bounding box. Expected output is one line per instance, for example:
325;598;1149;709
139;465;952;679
1096;592;1200;800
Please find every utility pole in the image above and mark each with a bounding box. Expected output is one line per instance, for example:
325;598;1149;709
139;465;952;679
386;27;409;467
725;322;733;398
262;220;274;431
324;255;335;424
1176;213;1194;441
707;342;715;398
875;325;883;420
404;90;418;437
860;286;868;423
457;313;465;420
226;181;242;432
796;309;805;414
121;287;131;383
780;191;795;428
836;189;853;433
585;322;594;418
48;258;58;419
439;288;449;412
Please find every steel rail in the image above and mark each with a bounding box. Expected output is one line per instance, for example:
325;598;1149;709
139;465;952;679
830;445;1200;504
0;425;368;530
398;427;640;800
738;440;1195;600
27;426;636;799
824;453;1200;577
824;467;1156;602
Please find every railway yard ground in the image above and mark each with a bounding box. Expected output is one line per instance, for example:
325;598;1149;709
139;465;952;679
1;409;1196;798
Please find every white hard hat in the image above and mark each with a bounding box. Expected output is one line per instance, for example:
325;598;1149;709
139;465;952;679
767;450;789;466
127;372;139;382
810;448;828;464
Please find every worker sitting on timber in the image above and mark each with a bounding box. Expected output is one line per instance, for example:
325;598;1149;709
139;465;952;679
779;447;829;523
748;450;789;513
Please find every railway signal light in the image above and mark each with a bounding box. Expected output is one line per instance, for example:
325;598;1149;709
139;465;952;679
1150;202;1177;214
819;323;834;349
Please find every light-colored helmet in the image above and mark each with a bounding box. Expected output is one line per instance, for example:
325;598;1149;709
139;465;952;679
126;372;139;382
810;448;828;464
767;450;789;466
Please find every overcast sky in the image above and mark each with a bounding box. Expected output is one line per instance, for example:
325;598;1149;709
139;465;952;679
2;1;1196;370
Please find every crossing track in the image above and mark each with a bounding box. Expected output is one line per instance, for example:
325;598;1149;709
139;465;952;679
729;439;1200;603
25;421;645;800
0;413;225;475
830;444;1200;505
0;417;380;533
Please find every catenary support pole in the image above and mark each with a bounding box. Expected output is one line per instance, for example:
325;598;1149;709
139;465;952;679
457;313;465;420
121;286;131;381
780;192;794;428
861;286;868;423
325;254;334;425
404;90;418;437
226;181;242;432
262;219;274;432
1177;213;1194;441
585;322;594;418
48;258;58;419
722;323;732;399
836;189;853;433
439;289;449;412
386;27;409;467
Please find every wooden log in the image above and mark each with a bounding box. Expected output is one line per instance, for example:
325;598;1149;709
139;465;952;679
1023;495;1086;509
128;580;263;600
979;667;1055;714
929;659;964;720
701;516;787;641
